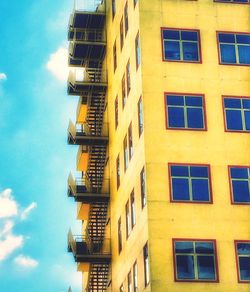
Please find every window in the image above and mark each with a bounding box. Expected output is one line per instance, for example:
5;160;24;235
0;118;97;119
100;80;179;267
133;261;138;292
229;166;250;204
140;167;146;208
125;200;131;238
162;28;201;62
235;241;250;282
113;40;117;72
165;93;206;130
138;97;144;136
143;243;150;286
130;190;136;228
223;96;250;132
122;74;126;108
119;284;124;292
217;32;250;65
112;0;116;19
124;2;129;35
128;271;132;292
116;155;120;189
215;0;249;3
118;217;122;253
135;32;141;68
115;96;118;129
128;123;133;159
120;17;124;50
169;164;212;203
123;134;129;171
173;239;218;282
126;60;131;94
134;0;138;6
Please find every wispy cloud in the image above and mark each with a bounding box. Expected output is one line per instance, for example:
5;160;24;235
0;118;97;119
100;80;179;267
46;46;69;82
0;189;18;218
20;202;37;221
14;255;38;268
0;189;37;261
0;73;7;81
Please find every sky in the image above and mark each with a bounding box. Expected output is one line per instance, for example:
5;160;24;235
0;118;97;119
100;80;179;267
0;0;83;291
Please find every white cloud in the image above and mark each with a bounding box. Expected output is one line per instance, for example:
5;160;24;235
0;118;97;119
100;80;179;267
46;47;69;82
14;255;38;268
0;220;14;237
51;264;82;289
0;73;7;81
20;202;37;220
0;188;38;261
0;189;18;218
0;234;23;261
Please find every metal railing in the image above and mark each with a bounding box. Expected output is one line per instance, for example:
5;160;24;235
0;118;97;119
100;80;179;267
68;68;107;85
68;172;110;194
73;0;105;13
70;230;111;255
69;28;106;42
68;120;109;138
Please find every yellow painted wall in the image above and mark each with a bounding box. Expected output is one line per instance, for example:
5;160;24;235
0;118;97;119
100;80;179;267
139;0;250;291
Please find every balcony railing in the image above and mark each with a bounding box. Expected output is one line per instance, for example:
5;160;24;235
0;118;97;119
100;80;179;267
68;172;110;202
68;68;107;85
69;28;106;42
68;229;111;263
72;0;105;13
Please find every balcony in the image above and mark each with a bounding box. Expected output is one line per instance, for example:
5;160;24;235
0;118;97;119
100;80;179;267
68;68;107;96
68;172;109;203
68;229;111;263
68;120;108;145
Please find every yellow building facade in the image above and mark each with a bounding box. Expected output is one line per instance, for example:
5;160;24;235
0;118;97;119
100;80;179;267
67;0;250;291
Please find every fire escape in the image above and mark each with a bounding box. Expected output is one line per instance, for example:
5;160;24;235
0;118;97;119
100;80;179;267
66;1;110;291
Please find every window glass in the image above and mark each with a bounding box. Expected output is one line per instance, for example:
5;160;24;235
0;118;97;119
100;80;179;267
236;242;250;282
115;96;118;129
118;217;122;253
123;134;129;171
143;243;150;286
170;164;211;202
120;17;124;50
162;29;200;62
174;240;217;281
124;2;129;35
141;167;147;208
215;0;249;3
138;97;144;136
224;97;250;132
135;33;141;68
230;167;250;203
218;32;250;65
116;155;120;189
166;94;205;130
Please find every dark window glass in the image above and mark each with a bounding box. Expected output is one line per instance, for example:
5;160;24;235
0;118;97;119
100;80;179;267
215;0;249;3
143;243;150;286
112;0;116;18
170;164;211;202
163;29;200;62
116;155;120;189
141;167;146;208
126;60;131;94
130;190;136;228
120;17;124;50
133;261;138;292
128;271;132;292
174;240;217;281
138;97;144;136
224;97;250;132
123;134;129;171
230;167;250;203
122;74;126;108
124;2;129;35
115;96;118;129
218;32;250;65
128;123;133;160
135;32;141;68
118;217;122;253
113;41;117;72
125;200;131;238
166;94;205;130
236;242;250;282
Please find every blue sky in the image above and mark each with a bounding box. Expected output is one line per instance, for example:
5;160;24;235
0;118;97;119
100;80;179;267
0;0;82;291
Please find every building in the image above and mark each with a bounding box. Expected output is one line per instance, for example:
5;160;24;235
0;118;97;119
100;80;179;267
67;0;250;291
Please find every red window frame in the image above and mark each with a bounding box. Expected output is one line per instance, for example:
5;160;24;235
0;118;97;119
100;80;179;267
228;165;250;205
168;163;213;204
161;27;202;64
234;240;250;283
172;238;219;283
222;95;250;133
164;92;207;131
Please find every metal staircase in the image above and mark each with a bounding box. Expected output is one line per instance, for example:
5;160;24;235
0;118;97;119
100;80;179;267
67;1;110;291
